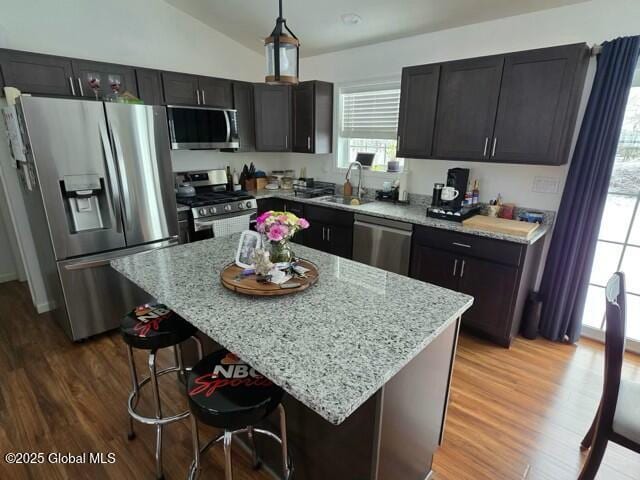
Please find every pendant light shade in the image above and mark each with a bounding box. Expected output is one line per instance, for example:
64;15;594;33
265;0;299;84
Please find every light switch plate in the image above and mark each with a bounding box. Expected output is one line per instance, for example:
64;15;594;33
532;176;561;194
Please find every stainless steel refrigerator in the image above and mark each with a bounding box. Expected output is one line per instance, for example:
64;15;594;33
16;96;178;341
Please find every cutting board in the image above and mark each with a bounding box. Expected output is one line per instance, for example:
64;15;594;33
462;215;539;238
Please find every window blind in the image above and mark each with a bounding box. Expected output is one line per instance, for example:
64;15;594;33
340;88;400;140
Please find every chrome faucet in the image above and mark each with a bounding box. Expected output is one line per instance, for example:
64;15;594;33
346;161;363;199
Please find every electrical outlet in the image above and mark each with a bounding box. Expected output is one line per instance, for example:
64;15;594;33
532;176;560;194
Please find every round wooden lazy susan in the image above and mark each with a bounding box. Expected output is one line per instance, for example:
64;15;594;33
220;259;319;297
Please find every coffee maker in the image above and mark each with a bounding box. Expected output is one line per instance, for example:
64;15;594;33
428;167;480;222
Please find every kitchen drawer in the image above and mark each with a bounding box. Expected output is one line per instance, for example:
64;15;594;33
413;226;523;267
304;205;353;227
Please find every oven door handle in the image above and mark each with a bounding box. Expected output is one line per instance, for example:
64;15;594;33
193;218;217;231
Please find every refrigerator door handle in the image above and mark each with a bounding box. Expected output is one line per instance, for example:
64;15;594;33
99;121;124;233
110;127;133;231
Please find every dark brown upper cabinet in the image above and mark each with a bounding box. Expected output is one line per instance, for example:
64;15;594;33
162;72;232;107
231;81;255;152
199;76;233;108
161;72;199;105
254;84;291;152
397;64;440;158
0;49;75;96
292;80;333;154
490;44;590;165
71;60;138;99
399;43;589;165
135;68;163;105
433;55;504;160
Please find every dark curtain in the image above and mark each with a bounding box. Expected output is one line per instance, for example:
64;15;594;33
539;36;640;343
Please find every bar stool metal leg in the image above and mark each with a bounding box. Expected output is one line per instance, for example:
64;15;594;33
148;350;164;480
223;430;234;480
246;426;261;469
190;414;201;480
126;345;140;440
278;404;291;479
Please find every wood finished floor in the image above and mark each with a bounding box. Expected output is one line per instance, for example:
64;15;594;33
0;280;639;479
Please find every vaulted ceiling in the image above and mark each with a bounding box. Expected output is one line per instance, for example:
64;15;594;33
164;0;587;57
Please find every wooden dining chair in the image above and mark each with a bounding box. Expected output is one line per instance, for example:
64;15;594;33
578;272;640;479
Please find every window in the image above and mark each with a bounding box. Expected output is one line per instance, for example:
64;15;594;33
582;67;640;346
337;83;403;171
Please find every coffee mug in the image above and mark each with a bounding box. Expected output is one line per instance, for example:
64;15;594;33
441;186;459;201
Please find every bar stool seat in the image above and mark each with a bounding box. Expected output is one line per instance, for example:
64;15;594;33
187;349;291;480
121;304;197;350
188;349;284;430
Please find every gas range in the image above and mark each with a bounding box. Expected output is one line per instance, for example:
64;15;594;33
178;190;258;219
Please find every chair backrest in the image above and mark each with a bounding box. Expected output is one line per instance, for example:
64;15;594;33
600;272;627;432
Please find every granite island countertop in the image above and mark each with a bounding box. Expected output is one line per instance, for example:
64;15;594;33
251;190;549;245
111;235;473;425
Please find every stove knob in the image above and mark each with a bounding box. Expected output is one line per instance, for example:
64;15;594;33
209;207;217;214
246;201;253;209
198;208;207;215
224;204;232;212
238;202;245;210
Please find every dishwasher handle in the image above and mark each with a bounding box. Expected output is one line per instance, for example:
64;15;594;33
354;220;413;237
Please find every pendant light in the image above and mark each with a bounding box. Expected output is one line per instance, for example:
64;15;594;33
265;0;299;84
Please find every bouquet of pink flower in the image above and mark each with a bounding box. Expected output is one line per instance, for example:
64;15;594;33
255;210;310;241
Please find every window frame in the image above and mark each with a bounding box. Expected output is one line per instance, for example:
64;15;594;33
334;77;405;176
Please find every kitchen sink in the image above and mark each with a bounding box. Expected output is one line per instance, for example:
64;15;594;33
317;195;373;206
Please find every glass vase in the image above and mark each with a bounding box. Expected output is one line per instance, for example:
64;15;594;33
269;240;293;266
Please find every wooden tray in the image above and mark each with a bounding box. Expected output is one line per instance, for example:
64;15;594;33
220;259;319;296
462;215;540;238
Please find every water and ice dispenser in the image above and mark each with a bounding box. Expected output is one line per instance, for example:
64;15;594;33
61;174;108;233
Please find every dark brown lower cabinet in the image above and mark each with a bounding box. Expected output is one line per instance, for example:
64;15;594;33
410;226;544;347
304;205;353;259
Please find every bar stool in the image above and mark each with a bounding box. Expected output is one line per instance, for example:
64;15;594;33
121;303;203;480
186;349;292;480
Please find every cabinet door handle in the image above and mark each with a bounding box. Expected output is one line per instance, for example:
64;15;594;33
460;259;466;278
452;242;471;248
307;136;311;151
397;135;401;152
327;227;331;242
491;137;497;157
196;89;201;105
322;226;325;241
77;78;84;96
285;135;288;149
68;77;76;96
453;259;458;277
202;89;206;104
483;137;489;157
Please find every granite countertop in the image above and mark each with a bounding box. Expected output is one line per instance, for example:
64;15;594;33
253;190;549;245
177;204;190;213
111;235;473;425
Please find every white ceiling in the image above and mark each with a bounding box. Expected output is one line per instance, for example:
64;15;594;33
164;0;587;57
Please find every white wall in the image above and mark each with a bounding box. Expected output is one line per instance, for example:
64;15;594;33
292;0;640;211
0;0;267;310
0;0;264;81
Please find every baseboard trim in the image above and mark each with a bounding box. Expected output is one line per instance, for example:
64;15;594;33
0;271;17;283
35;300;57;314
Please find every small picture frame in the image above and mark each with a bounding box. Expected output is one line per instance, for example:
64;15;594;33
235;230;262;269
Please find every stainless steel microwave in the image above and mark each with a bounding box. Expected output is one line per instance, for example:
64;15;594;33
166;105;240;150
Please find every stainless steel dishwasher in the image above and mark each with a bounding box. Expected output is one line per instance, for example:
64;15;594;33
352;214;413;275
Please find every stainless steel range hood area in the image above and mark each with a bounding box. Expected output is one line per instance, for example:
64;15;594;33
166;105;240;150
